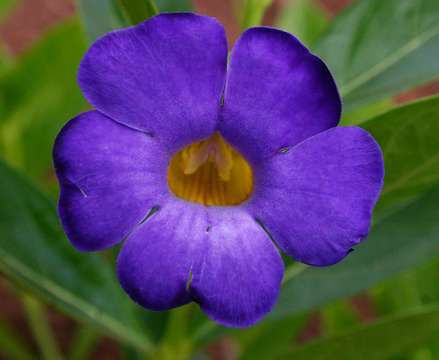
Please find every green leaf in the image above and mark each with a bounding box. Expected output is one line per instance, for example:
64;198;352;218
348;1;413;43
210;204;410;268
276;304;439;360
276;0;329;47
117;0;158;25
314;0;439;113
241;0;272;29
373;272;422;318
341;98;393;126
362;96;439;211
0;0;15;18
237;314;308;360
76;0;192;42
0;46;13;78
322;300;360;336
76;0;123;42
68;326;100;360
270;185;439;320
156;0;192;12
0;21;88;193
0;160;153;354
411;258;439;306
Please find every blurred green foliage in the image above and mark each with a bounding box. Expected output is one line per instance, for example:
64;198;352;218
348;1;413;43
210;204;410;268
117;0;158;25
241;0;272;29
278;304;439;360
76;0;193;42
314;0;439;113
0;0;15;18
0;0;439;359
76;0;123;42
0;318;33;360
363;96;439;212
0;161;152;354
277;0;328;47
0;21;88;194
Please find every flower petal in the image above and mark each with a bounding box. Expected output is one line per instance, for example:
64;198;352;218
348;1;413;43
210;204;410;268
78;13;227;153
189;209;284;327
116;199;284;327
54;111;169;251
219;27;341;164
247;127;384;266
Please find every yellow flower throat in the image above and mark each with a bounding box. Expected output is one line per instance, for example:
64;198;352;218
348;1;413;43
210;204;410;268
167;132;253;206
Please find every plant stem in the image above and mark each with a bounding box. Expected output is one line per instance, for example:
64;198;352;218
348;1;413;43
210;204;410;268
68;325;99;360
155;305;193;360
22;295;64;360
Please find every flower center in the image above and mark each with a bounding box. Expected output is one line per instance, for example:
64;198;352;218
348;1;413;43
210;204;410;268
167;132;253;206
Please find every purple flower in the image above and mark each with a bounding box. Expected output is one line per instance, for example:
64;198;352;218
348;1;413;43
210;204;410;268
53;13;384;327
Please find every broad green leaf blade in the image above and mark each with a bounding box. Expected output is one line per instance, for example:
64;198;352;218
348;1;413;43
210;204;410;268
0;21;88;192
276;304;439;360
117;0;158;25
341;98;393;126
0;161;153;354
271;186;439;319
315;0;439;113
276;0;328;47
363;96;439;211
370;260;439;358
156;0;192;12
410;258;439;308
76;0;123;42
77;0;192;42
237;314;308;360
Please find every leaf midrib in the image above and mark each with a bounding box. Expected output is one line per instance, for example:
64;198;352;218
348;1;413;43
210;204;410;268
340;24;439;97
